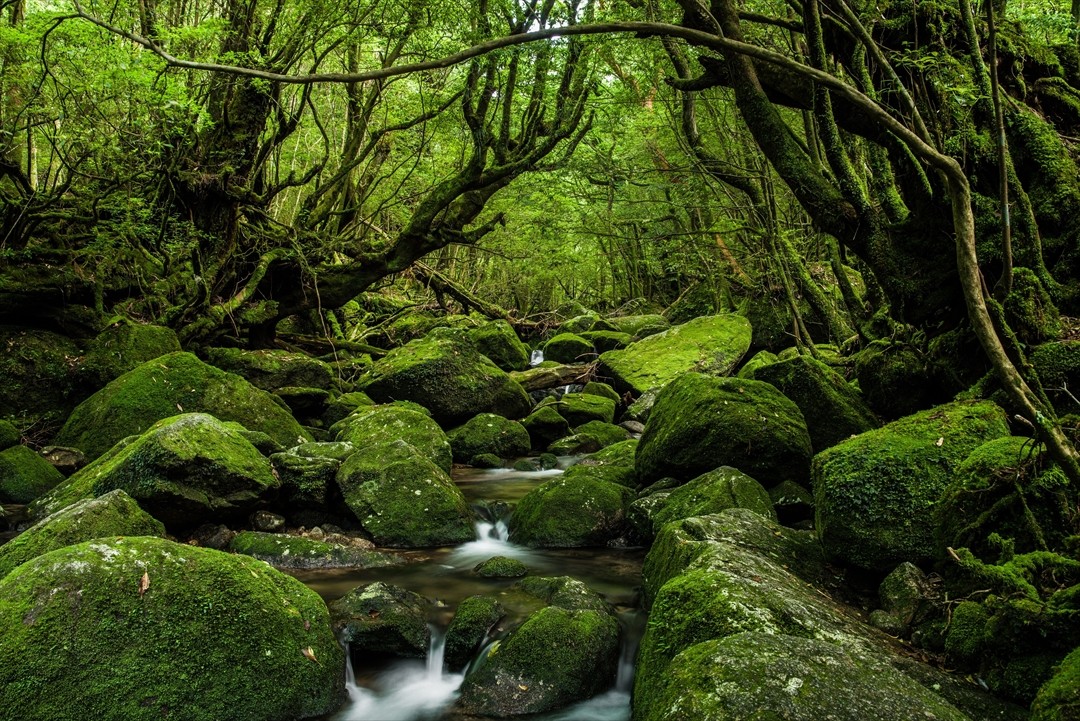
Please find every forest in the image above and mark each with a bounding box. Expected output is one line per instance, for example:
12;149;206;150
2;0;1080;719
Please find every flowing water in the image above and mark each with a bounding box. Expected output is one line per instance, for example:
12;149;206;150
295;462;646;721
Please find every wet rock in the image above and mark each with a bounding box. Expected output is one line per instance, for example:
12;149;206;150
0;445;64;504
509;470;633;548
189;523;235;550
251;510;286;532
474;556;529;578
447;414;531;465
333;404;452;473
537;392;616;427
330;582;431;659
445;596;505;672
520;406;571;449
38;446;87;477
618;420;645;435
229;531;396;570
547;421;630;455
542;333;595;364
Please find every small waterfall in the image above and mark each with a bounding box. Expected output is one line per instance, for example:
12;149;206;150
446;517;533;567
530;349;544;366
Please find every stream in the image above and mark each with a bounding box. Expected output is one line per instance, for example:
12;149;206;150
293;461;647;721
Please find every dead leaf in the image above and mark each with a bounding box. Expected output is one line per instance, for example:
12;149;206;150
368;609;380;619
303;620;311;631
176;403;183;412
518;685;529;691
935;437;944;447
301;647;320;664
138;571;150;597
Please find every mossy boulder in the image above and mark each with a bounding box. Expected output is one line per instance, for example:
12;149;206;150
542;333;595;364
0;420;19;450
447;413;531;465
357;333;531;426
55;352;310;460
1031;341;1080;414
854;341;939;419
605;314;670;337
556;313;600;335
0;444;64;503
28;435;140;520
457;577;619;716
560;459;636;491
468;320;530;371
769;480;815;525
333;404;452;474
0;490;165;581
76;323;181;390
0;536;345;720
635;373;813;488
330;582;431;659
228;531;396;570
270;443;355;510
623;386;660;423
633;466;776;541
205;347;335;391
598;314;752;396
547;420;630;455
537;391;616;427
565;440;638;488
641;632;969;721
335;440;473;547
1004;267;1061;345
578;330;632;352
520;405;571;449
445;595;505;671
474;555;529;578
582;381;621;404
813;400;1010;572
0;326;84;425
322;391;376;427
1031;644;1080;721
735;349;779;380
508;473;633;547
755;355;879;451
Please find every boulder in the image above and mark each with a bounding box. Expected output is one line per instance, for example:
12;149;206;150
38;446;87;477
330;582;430;659
547;421;630;455
635;373;812;488
322;391;376;426
204;347;335;391
76;323;181;390
1031;341;1080;414
271;445;350;509
0;536;345;720
0;444;64;503
520;405;571;449
557;313;600;335
1031;645;1080;721
605;314;670;337
357;332;532;426
468;320;530;371
474;555;529;578
633;466;776;541
854;340;940;418
0;326;84;425
735;349;779;379
582;381;621;404
814;400;1010;571
445;595;505;671
457;577;619;716
0;420;18;450
755;355;879;451
333;404;452;474
565;440;638;488
578;330;632;352
768;479;815;526
336;440;474;547
542;333;595;364
228;531;397;570
509;472;633;547
447;414;531;465
54;352;310;460
537;392;616;427
0;490;165;581
598;314;751;395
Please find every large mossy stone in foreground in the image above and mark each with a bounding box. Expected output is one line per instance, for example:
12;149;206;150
0;444;64;503
509;472;633;548
598;314;751;395
468;320;530;372
336;440;473;547
755;355;879;451
204;347;335;391
635;373;812;488
76;323;181;390
333;404;452;473
0;536;345;721
1032;644;1080;721
814;400;1010;572
447;413;531;464
641;632;968;721
330;582;431;659
357;332;531;426
55;352;310;460
0;490;164;581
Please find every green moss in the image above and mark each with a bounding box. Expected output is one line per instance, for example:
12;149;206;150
604;314;670;337
0;420;18;450
77;323;181;390
556;313;600;335
508;474;633;548
598;314;752;395
735;349;779;380
563;454;637;489
229;531;397;570
321;391;375;426
853;340;939;418
336;440;473;547
445;595;504;671
664;282;722;325
0;326;84;426
270;452;338;507
468;320;530;371
520;405;571;449
55;352;310;460
642;466;776;540
537;392;616;427
0;445;64;503
542;333;595;364
813;400;1009;571
945;601;988;661
1031;341;1080;414
547;421;630;455
0;490;164;581
578;330;632;352
635;373;812;488
447;413;531;464
330;581;431;658
204;347;335;391
333;404;451;473
1004;268;1062;345
1029;648;1080;719
474;555;529;578
0;536;345;720
581;381;621;404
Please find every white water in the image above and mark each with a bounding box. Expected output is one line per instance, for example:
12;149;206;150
446;518;537;567
530;349;545;366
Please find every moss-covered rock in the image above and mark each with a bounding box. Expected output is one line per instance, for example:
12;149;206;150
878;562;930;626
1032;340;1080;414
447;414;531;465
336;440;473;547
445;595;505;671
556;312;600;335
468;320;530;372
755;355;879;451
542;333;595;364
640;632;968;721
814;400;1010;571
456;585;619;715
273;387;330;420
205;347;335;391
55;352;310;460
598;314;752;395
0;420;19;450
330;581;430;659
357;332;531;426
0;490;164;581
735;349;779;379
565;440;638;488
520;405;571;449
853;340;939;419
945;600;989;662
605;314;670;338
474;555;529;578
539;391;616;427
623;386;660;423
546;420;630;455
508;473;633;547
0;444;64;503
635;373;813;488
1031;644;1080;721
635;466;776;541
321;391;376;426
1004;267;1062;345
229;531;396;570
0;326;84;426
578;330;632;352
0;536;345;720
270;453;338;509
333;404;452;474
76;322;181;391
768;479;814;525
582;381;621;404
